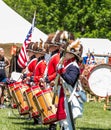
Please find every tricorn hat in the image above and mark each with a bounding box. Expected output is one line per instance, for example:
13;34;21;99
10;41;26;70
66;39;83;61
33;39;46;55
52;30;75;45
26;42;36;52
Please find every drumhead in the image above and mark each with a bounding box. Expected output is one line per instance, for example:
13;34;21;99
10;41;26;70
88;64;111;97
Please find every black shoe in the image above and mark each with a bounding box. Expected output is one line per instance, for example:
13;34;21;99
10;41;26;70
61;126;64;130
48;124;57;130
33;117;42;125
60;125;64;130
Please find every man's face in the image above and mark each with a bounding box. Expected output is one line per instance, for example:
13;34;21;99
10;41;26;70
49;45;59;52
35;53;43;58
27;51;34;57
64;52;74;60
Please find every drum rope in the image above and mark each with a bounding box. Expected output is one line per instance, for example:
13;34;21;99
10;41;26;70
50;91;57;113
24;91;31;110
33;94;49;120
20;87;24;108
42;92;50;120
19;86;29;109
42;90;55;121
12;90;20;107
31;88;40;112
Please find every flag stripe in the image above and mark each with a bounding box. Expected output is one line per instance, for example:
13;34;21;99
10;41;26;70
17;26;33;68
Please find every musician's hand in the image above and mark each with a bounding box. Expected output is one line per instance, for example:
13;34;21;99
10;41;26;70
39;78;46;89
50;80;55;87
39;78;44;83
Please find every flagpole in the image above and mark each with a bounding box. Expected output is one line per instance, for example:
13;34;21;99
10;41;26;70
17;11;36;68
32;10;36;28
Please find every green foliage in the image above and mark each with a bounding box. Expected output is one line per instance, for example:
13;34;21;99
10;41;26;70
3;0;111;40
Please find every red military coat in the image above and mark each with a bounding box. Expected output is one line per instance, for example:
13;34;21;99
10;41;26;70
33;59;47;83
47;52;60;82
27;58;37;76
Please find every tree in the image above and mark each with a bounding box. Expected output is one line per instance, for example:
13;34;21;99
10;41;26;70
3;0;111;40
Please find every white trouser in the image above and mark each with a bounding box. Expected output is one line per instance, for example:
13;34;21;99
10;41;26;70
60;96;74;130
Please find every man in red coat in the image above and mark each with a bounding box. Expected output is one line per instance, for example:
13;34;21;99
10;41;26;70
45;30;75;86
22;42;40;124
30;47;47;87
22;42;38;79
45;45;60;84
45;30;75;130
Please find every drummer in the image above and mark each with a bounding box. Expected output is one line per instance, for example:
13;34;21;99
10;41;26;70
22;42;38;83
28;40;47;88
44;30;75;130
21;42;41;124
23;41;48;125
45;30;75;87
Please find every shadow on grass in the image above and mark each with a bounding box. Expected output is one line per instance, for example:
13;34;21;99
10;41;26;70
11;120;48;128
23;127;48;130
8;116;31;120
77;127;111;130
12;121;34;125
12;121;48;130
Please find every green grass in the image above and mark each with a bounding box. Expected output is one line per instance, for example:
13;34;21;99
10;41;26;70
76;102;111;130
0;104;48;130
0;101;111;130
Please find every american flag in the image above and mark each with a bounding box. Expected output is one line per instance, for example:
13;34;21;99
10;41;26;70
17;12;36;68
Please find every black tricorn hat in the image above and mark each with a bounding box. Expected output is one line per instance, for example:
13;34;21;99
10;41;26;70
66;39;83;61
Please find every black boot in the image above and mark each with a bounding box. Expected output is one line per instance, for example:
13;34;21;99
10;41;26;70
33;118;38;125
33;117;42;125
60;125;64;130
47;124;57;130
61;126;64;130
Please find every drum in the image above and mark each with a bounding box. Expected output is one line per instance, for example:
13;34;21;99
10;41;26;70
33;88;58;125
7;82;23;108
12;84;29;115
7;82;21;98
80;64;111;97
24;86;41;118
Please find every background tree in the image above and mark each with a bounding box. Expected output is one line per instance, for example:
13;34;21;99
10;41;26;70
3;0;111;40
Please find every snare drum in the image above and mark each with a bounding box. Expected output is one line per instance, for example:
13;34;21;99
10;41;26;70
7;82;21;98
33;88;58;124
24;86;41;117
80;64;111;97
7;82;23;108
12;84;29;115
